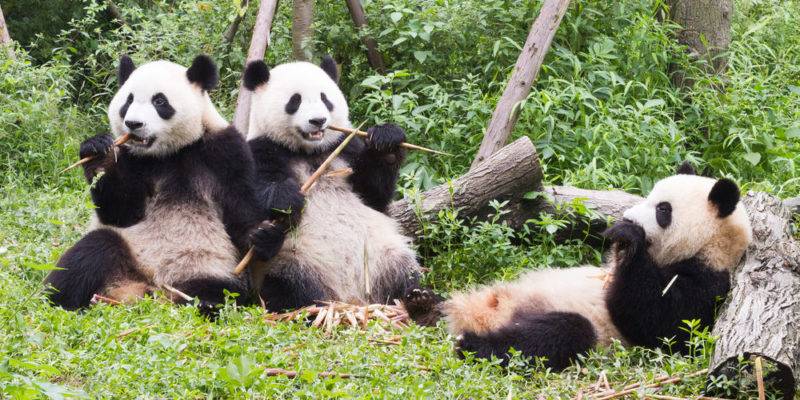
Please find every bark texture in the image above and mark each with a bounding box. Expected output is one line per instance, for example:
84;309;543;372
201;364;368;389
344;0;384;73
232;0;280;134
0;4;14;60
667;0;733;86
709;192;800;399
388;137;542;237
470;0;570;169
292;0;315;61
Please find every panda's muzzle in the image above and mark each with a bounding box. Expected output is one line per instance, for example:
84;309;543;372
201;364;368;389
127;132;156;148
297;127;325;141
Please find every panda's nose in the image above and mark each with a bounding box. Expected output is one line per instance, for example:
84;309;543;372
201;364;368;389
124;120;144;131
308;117;327;128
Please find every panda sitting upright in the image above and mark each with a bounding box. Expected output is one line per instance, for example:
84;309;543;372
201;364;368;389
404;163;752;370
45;55;259;311
242;56;421;311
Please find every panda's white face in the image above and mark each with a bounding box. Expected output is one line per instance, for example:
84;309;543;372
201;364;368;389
108;60;223;157
247;62;350;153
622;174;752;270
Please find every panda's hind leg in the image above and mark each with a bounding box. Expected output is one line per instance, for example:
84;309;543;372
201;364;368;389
456;311;598;371
402;287;445;327
45;228;146;310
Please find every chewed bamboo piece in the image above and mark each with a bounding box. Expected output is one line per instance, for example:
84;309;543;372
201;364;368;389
234;126;361;275
61;133;133;173
264;300;410;331
327;124;452;156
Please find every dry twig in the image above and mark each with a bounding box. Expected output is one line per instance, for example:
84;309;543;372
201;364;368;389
264;301;409;331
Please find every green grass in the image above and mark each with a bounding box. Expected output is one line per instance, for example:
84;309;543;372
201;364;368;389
1;0;798;398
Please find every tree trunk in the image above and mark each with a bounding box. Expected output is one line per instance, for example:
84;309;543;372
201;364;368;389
388;136;542;237
667;0;733;87
709;192;799;400
0;4;14;60
344;0;384;73
292;0;314;61
232;0;280;135
470;0;570;170
223;0;250;45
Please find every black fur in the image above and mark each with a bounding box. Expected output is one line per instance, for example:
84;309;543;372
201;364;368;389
285;93;302;115
118;55;136;85
151;93;175;120
45;229;146;309
341;124;407;211
243;60;270;91
456;311;598;371
320;55;338;83
186;54;219;91
604;221;731;350
258;271;330;312
708;178;740;218
321;92;334;111
249;221;289;261
676;161;696;175
119;93;133;119
52;126;260;309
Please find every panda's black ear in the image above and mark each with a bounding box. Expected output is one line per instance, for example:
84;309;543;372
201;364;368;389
709;178;740;218
243;60;270;91
676;161;696;175
320;55;339;83
118;55;136;86
186;54;219;91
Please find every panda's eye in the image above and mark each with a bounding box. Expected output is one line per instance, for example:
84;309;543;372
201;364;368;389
655;202;672;228
321;92;334;112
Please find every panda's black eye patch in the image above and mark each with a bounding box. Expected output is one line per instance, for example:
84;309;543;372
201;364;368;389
151;92;175;120
285;93;302;115
321;92;334;112
656;202;672;228
119;93;133;119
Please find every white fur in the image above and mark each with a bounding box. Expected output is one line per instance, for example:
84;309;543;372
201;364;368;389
246;62;350;153
107;60;227;157
623;174;752;270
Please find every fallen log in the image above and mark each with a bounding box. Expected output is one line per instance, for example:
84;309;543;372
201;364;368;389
387;136;542;237
708;192;800;400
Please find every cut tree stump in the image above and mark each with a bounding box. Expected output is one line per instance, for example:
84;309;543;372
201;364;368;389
470;0;571;169
388;136;542;237
709;192;800;400
232;0;280;134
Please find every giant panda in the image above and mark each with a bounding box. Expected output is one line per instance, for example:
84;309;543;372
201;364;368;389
403;163;752;370
45;55;260;311
241;56;421;311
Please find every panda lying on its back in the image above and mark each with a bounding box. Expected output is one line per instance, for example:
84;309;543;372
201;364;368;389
242;56;421;311
404;163;752;370
45;55;259;311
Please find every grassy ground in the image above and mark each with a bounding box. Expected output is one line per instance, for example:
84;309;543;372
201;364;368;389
1;0;798;398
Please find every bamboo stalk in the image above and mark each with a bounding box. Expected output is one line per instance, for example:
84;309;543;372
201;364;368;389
327;124;452;156
61;133;133;173
755;356;766;400
162;284;193;302
592;369;708;400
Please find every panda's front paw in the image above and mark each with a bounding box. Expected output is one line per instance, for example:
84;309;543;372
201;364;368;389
603;221;647;257
79;133;114;160
250;221;287;261
366;124;406;153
